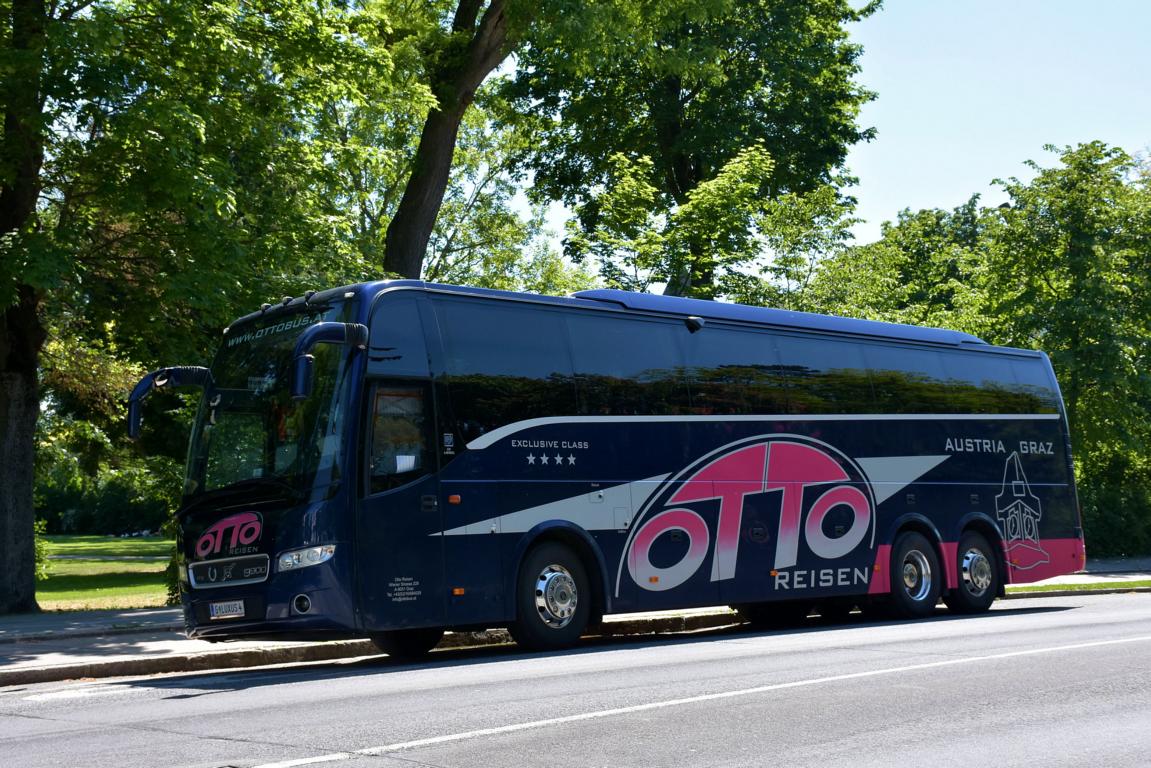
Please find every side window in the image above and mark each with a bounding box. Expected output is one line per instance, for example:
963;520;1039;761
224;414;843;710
1009;357;1061;414
368;385;430;494
775;334;872;414
436;298;578;439
940;350;1021;413
367;293;430;377
864;343;947;413
567;313;691;415
685;326;788;415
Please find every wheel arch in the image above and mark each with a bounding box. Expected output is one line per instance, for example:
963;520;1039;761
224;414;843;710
509;521;611;622
883;513;945;558
884;512;947;590
955;512;1008;598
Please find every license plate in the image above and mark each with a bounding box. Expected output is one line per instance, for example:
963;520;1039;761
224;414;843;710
208;599;245;620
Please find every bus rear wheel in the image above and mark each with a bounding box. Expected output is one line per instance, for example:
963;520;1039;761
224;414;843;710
943;531;999;614
509;542;591;652
888;531;941;619
370;627;445;661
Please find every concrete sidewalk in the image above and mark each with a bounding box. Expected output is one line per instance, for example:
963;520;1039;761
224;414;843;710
3;558;1149;687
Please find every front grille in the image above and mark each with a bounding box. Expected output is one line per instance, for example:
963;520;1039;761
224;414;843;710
188;554;270;589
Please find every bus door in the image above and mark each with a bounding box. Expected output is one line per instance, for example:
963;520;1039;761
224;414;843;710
355;382;446;630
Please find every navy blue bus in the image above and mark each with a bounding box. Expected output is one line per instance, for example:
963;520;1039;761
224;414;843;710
129;281;1086;657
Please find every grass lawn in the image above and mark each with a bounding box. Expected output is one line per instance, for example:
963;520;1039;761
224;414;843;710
38;535;173;611
1006;579;1151;594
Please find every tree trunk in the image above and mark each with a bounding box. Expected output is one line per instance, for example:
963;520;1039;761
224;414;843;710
383;0;512;279
0;0;47;614
0;288;43;614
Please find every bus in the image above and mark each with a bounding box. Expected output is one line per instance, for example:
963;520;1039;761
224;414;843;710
128;280;1086;657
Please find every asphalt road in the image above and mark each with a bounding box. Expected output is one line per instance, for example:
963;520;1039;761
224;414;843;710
3;593;1150;768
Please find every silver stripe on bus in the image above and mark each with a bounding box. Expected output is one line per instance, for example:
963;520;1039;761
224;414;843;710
466;413;1063;451
440;475;670;537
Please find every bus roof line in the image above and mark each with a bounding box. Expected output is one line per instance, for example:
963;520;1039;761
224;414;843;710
572;289;987;347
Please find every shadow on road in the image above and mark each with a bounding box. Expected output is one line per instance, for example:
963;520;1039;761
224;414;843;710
115;601;1077;700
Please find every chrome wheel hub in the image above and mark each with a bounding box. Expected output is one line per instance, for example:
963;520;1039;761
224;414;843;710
901;549;933;602
961;548;993;595
535;564;578;629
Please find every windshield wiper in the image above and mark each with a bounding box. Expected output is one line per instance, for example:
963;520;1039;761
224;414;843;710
181;476;305;516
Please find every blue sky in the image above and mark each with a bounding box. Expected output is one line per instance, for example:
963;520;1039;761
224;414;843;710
845;0;1151;243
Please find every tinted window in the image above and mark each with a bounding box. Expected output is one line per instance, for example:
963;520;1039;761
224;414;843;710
436;298;578;437
864;343;950;413
685;326;788;415
368;385;431;493
776;334;873;413
1009;357;1061;413
939;350;1030;413
368;293;429;377
567;313;691;415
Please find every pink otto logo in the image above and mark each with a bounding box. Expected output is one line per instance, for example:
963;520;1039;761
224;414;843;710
195;512;262;558
620;436;874;593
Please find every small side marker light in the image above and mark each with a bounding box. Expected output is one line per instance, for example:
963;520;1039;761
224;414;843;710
649;576;659;584
452;587;465;596
770;570;778;577
448;495;462;505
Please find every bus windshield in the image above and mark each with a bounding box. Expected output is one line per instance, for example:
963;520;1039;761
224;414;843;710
185;303;352;500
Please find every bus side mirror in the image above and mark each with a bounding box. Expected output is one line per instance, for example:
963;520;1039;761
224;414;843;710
128;366;212;440
291;322;369;400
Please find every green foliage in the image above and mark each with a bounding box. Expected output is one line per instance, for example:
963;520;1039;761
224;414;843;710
511;0;878;296
36;409;182;535
817;143;1151;556
568;145;856;301
34;519;49;582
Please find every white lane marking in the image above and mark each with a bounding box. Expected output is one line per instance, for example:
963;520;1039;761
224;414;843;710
252;633;1151;768
254;757;352;768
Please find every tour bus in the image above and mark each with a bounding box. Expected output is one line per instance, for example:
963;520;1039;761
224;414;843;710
129;281;1086;657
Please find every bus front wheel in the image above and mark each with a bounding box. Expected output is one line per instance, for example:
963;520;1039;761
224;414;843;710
370;627;445;661
943;531;999;614
509;542;591;651
888;531;942;619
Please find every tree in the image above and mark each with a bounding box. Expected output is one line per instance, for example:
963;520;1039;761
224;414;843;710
985;143;1151;554
1;0;404;613
807;196;990;330
509;0;879;296
565;145;855;302
382;0;527;278
811;142;1151;556
0;0;48;612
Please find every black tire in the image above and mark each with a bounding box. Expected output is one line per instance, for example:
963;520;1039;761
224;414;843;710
509;542;591;651
370;627;445;660
888;531;942;619
735;600;811;629
943;531;1000;614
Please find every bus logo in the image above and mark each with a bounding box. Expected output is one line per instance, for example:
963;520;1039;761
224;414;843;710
195;512;263;559
620;435;875;594
996;452;1050;570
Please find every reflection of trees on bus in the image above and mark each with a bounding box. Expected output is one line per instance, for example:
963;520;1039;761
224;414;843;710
444;363;1056;441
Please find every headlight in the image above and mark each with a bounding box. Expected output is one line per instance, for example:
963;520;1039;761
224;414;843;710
277;544;336;572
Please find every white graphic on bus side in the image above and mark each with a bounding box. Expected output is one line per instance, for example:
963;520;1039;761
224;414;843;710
996;452;1050;570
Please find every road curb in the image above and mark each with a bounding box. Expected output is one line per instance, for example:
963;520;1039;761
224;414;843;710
3;589;1147;687
0;612;743;687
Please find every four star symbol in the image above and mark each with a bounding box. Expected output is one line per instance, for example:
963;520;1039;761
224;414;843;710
524;453;578;466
